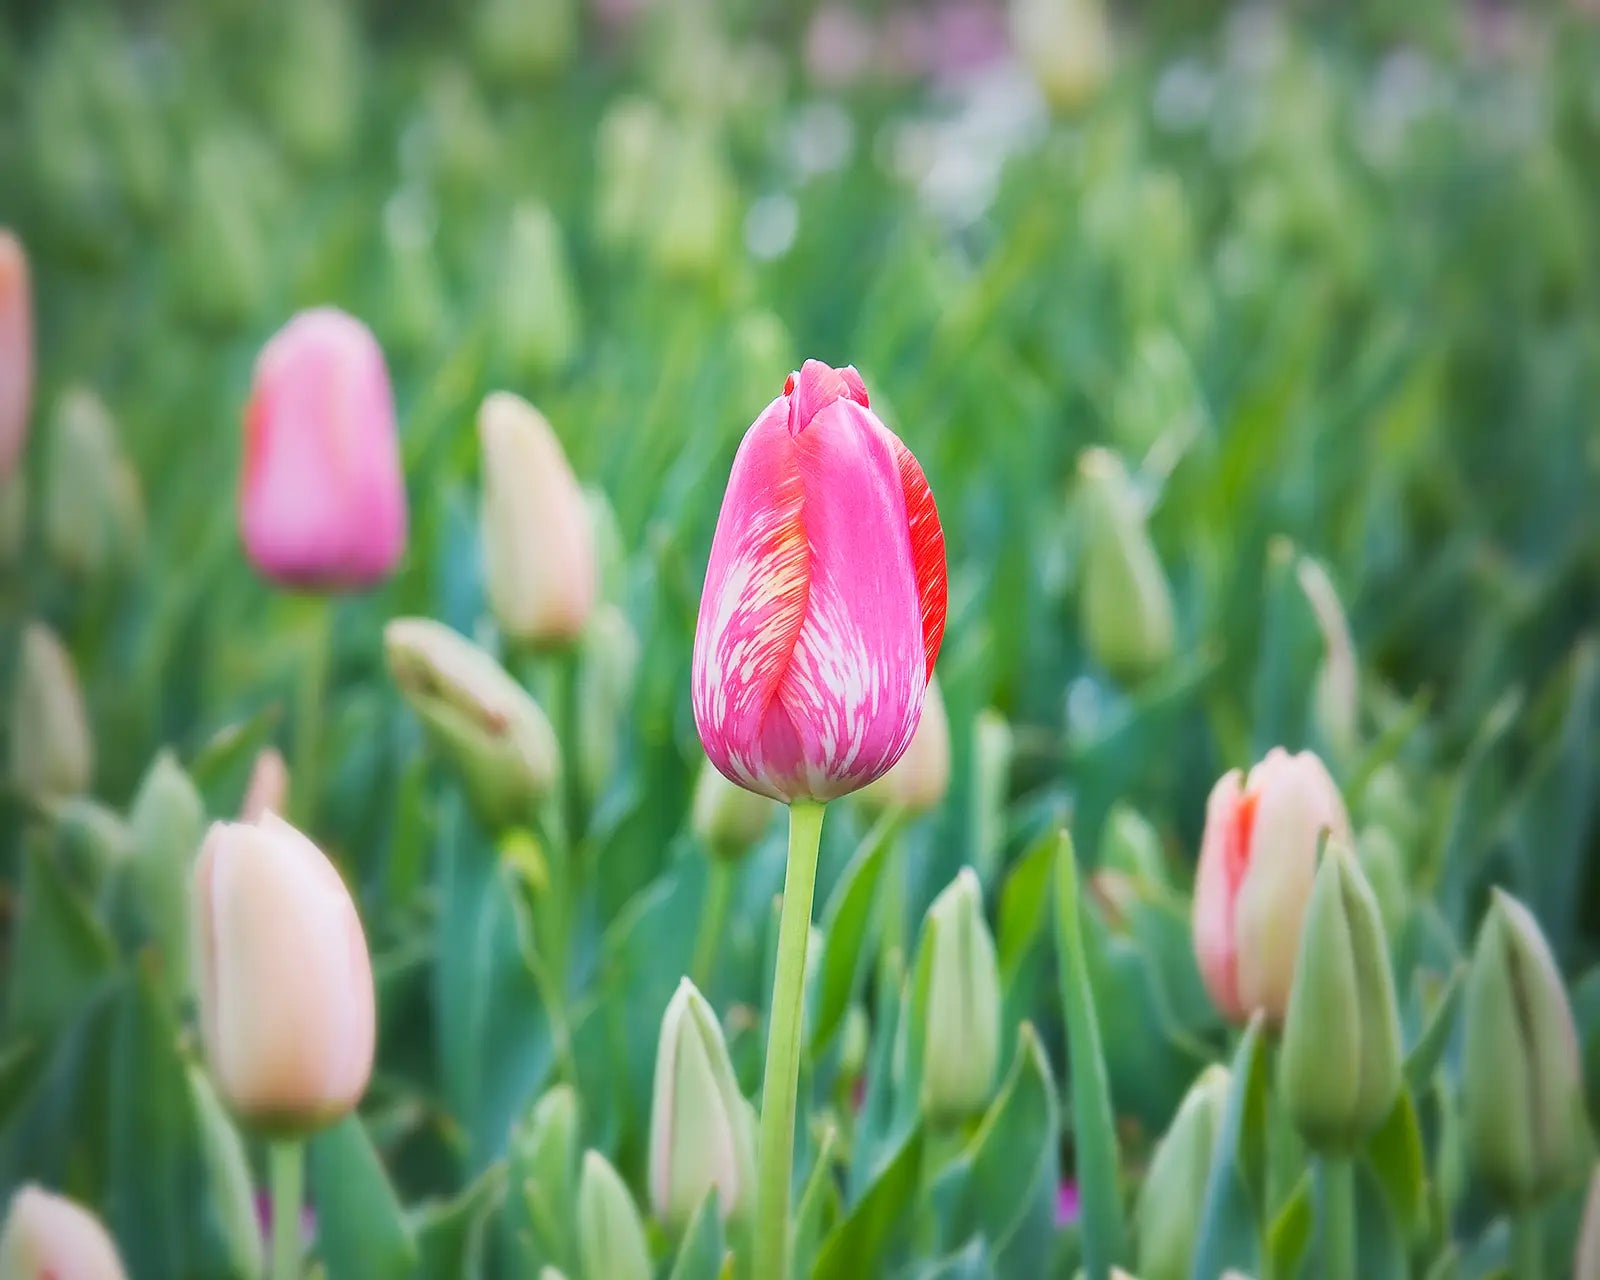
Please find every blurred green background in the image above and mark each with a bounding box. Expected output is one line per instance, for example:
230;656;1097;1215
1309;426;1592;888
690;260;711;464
2;0;1599;1274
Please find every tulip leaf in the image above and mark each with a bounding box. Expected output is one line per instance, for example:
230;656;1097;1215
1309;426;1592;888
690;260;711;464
1053;830;1127;1278
1365;1090;1427;1237
309;1114;417;1280
667;1192;727;1280
503;1084;581;1274
814;1126;925;1280
809;809;900;1054
415;1162;507;1280
1191;1015;1270;1280
997;824;1059;983
8;842;117;1042
913;1239;997;1280
187;701;282;795
1265;1171;1313;1280
1403;965;1463;1093
791;1123;841;1280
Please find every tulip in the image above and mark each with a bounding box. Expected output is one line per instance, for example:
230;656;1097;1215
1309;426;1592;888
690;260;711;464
1009;0;1112;113
43;389;145;581
0;1186;126;1280
858;673;951;815
1280;841;1402;1154
239;308;407;590
1192;747;1350;1025
125;751;206;1002
495;202;579;379
192;813;375;1130
595;98;667;252
1578;1166;1600;1280
577;1151;651;1280
1137;1066;1229;1280
9;622;93;801
650;124;735;280
648;978;755;1231
1101;802;1169;888
0;232;32;485
478;391;596;647
241;747;290;822
385;617;560;828
692;360;947;803
919;869;1001;1122
1463;890;1590;1208
692;757;778;862
1076;447;1174;682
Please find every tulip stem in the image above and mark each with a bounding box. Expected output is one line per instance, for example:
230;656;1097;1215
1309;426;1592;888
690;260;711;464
291;596;332;829
1510;1211;1543;1280
1317;1155;1355;1280
269;1137;304;1280
753;799;826;1280
691;857;736;988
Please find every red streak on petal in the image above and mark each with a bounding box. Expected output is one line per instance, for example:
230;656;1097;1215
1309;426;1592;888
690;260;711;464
891;437;947;678
1229;789;1260;889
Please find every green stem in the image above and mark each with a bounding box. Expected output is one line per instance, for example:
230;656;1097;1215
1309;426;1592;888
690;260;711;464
691;856;736;988
1510;1211;1543;1280
1317;1155;1355;1280
752;800;826;1280
269;1137;305;1280
555;645;585;850
877;826;907;985
290;597;332;829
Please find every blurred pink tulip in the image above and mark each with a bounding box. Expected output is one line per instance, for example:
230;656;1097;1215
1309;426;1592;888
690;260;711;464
0;231;32;486
239;308;407;590
692;360;947;802
1192;748;1349;1024
0;1186;126;1280
193;813;375;1131
240;747;290;822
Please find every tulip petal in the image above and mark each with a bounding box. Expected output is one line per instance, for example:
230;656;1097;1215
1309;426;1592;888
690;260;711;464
1193;769;1246;1020
884;428;947;677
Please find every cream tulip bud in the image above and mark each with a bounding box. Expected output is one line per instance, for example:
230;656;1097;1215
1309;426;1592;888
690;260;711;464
859;674;951;815
496;202;579;379
691;757;779;863
1010;0;1112;113
478;391;596;647
648;978;756;1231
1076;447;1174;682
1137;1066;1230;1280
9;622;93;801
577;1151;652;1280
920;869;1002;1122
241;747;290;822
43;389;145;581
192;813;375;1132
0;1186;126;1280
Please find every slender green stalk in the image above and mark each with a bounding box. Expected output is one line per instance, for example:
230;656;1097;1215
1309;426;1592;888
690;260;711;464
1317;1155;1355;1280
291;597;332;828
691;856;736;988
1510;1211;1543;1280
752;800;826;1280
269;1138;305;1280
556;645;586;848
877;827;907;984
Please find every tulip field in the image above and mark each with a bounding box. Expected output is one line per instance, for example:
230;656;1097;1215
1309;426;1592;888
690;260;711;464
5;1;1600;1278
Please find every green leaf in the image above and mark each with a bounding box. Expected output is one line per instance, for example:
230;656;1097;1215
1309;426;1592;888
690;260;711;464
309;1114;417;1280
188;702;282;794
1053;830;1127;1278
187;1068;264;1280
791;1123;840;1280
1191;1016;1270;1280
1365;1090;1427;1237
997;825;1060;983
666;1192;727;1280
414;1163;507;1280
913;1238;997;1280
1404;966;1464;1093
1265;1172;1313;1280
503;1083;581;1274
809;809;900;1054
814;1127;925;1280
7;843;117;1041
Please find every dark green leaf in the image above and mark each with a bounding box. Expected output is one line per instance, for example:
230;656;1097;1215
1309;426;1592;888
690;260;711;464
309;1114;417;1280
809;809;900;1054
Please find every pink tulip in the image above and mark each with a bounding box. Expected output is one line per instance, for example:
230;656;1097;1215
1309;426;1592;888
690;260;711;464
692;360;947;803
0;231;32;486
0;1186;126;1280
239;308;407;589
1192;748;1350;1024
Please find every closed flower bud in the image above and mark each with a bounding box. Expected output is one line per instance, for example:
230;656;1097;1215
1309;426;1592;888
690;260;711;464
693;361;947;802
1077;448;1174;682
920;869;1001;1122
1280;842;1402;1154
691;758;778;862
1463;891;1591;1207
474;0;576;82
1356;825;1407;942
43;389;145;581
1101;802;1169;888
125;751;207;1001
1577;1167;1600;1280
268;0;359;165
241;747;290;822
651;125;734;280
496;203;579;379
240;308;407;590
478;391;596;647
385;618;560;829
1297;556;1358;759
648;978;756;1231
9;622;93;801
859;674;951;815
192;813;375;1132
1192;748;1349;1025
1138;1065;1230;1280
0;1186;126;1280
0;232;32;485
577;1151;652;1280
1009;0;1112;113
595;98;667;251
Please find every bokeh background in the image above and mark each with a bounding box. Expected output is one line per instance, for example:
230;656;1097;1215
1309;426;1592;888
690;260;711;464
2;0;1599;1275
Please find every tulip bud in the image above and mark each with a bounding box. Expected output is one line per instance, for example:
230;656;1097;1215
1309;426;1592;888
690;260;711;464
178;134;271;327
1462;890;1591;1207
9;622;93;801
478;391;596;647
577;1151;652;1280
1577;1166;1600;1280
1009;0;1112;113
192;813;375;1131
1280;841;1402;1154
1101;802;1169;888
268;0;359;165
1297;556;1358;758
241;747;290;822
43;389;145;581
0;231;32;485
838;1002;870;1082
919;869;1001;1122
385;617;560;829
648;978;756;1231
971;709;1013;883
859;674;951;816
1356;825;1407;942
595;98;667;252
0;1185;127;1280
474;0;576;82
1137;1065;1230;1280
651;125;734;280
125;751;206;1000
496;203;579;380
1077;448;1174;682
240;308;407;590
1192;748;1350;1025
691;758;778;862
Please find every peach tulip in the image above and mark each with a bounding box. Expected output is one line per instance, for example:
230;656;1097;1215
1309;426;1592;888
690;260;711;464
0;1186;126;1280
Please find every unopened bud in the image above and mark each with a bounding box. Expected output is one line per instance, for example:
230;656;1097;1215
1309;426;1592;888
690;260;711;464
859;674;951;815
1463;891;1591;1207
0;1185;127;1280
971;710;1013;883
1010;0;1112;113
474;0;576;81
124;751;206;1000
691;758;778;862
595;98;666;251
920;869;1001;1122
241;748;290;822
43;389;144;581
385;618;560;829
9;622;93;801
577;1150;651;1280
0;231;33;486
496;202;580;379
1137;1066;1229;1280
1297;555;1358;759
651;125;733;280
1101;802;1169;888
1356;825;1407;942
1280;842;1403;1154
1077;448;1174;682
